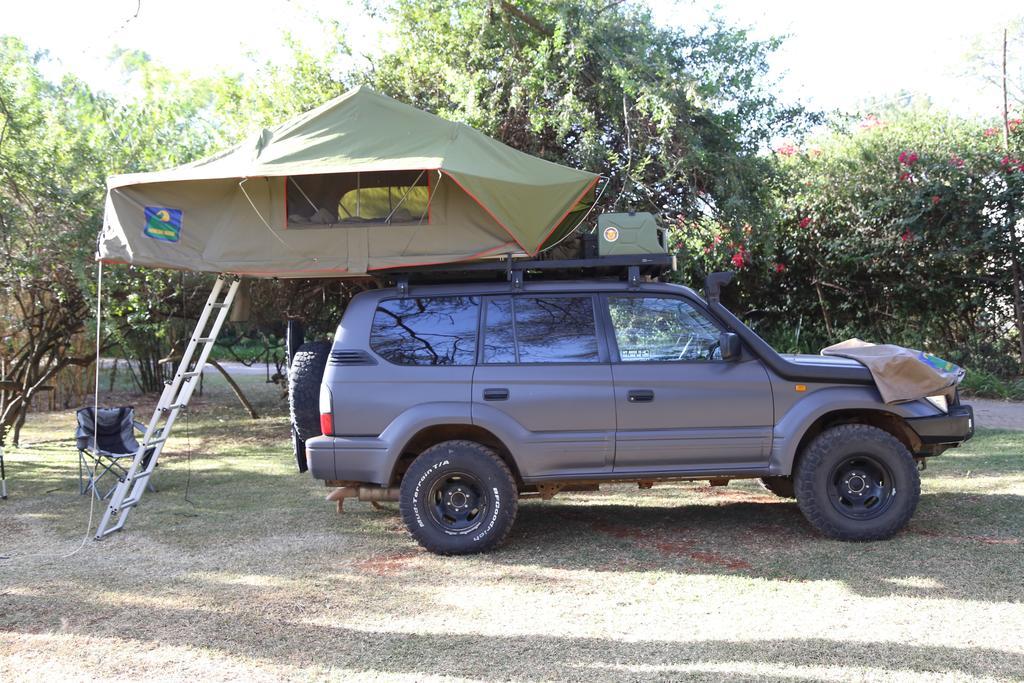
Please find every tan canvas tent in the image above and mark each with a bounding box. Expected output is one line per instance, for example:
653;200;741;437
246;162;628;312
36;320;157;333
98;87;599;277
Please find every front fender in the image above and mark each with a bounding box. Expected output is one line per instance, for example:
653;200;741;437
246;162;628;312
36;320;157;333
769;386;941;475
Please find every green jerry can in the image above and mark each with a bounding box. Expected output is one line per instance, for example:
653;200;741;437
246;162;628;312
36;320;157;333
597;212;668;256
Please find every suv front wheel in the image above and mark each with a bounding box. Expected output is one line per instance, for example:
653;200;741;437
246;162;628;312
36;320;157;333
794;424;920;541
399;440;518;555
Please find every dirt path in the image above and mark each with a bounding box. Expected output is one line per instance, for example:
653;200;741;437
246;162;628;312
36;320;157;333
965;398;1024;431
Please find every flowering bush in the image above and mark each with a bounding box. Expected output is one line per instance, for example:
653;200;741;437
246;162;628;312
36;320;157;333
673;109;1024;374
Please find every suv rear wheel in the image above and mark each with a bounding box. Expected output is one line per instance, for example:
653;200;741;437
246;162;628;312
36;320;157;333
399;440;518;555
794;424;920;541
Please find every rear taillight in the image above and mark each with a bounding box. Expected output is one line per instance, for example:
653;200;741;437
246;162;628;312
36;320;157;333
319;385;333;435
320;412;334;435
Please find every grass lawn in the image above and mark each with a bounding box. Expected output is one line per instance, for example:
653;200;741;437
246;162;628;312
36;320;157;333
1;374;1022;682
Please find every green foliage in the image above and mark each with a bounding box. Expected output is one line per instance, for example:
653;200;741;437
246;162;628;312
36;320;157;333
0;38;109;442
358;0;813;229
676;107;1024;377
959;367;1024;400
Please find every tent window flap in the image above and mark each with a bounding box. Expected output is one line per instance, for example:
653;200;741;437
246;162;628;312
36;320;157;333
286;170;431;228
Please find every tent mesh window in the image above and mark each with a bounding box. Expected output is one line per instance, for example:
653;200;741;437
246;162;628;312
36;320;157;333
286;170;431;228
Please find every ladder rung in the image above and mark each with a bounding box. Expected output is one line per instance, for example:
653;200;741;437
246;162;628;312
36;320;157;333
165;403;188;411
144;436;167;446
182;370;202;378
117;497;140;511
95;525;121;539
128;471;154;481
196;337;216;343
210;302;230;308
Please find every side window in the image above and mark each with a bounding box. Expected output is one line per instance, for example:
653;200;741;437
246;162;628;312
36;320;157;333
480;296;600;364
516;297;599;363
608;296;722;362
370;297;479;365
482;298;516;364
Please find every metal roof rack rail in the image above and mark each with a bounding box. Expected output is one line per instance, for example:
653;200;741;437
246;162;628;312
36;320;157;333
375;253;676;286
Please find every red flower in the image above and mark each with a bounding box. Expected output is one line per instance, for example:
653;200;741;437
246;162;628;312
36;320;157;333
776;144;798;156
898;150;919;166
798;216;812;229
859;115;883;129
949;154;964;167
899;172;912;182
1001;156;1023;172
730;246;748;269
984;127;998;137
773;262;786;273
931;195;941;205
1011;119;1022;132
901;229;913;243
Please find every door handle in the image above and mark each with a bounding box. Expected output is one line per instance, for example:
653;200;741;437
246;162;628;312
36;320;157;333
483;388;510;401
628;389;655;403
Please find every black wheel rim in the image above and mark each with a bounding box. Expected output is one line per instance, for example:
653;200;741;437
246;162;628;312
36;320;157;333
828;454;896;520
427;471;489;534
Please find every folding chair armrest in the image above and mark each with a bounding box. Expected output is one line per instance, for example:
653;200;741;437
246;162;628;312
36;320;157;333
133;420;148;433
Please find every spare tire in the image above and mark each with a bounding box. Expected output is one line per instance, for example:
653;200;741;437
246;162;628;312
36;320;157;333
288;340;332;442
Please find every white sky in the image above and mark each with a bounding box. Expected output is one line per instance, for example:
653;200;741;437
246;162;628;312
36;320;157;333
2;0;1020;120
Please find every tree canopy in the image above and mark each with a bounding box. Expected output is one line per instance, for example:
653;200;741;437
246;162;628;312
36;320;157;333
360;0;812;229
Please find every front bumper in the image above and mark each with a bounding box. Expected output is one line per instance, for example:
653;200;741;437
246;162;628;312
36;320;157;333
907;404;974;445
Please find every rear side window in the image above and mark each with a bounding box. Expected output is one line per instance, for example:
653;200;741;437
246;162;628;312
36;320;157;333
370;297;479;365
482;295;600;364
481;298;516;364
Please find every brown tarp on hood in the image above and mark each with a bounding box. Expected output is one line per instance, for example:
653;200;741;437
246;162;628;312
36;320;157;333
822;339;965;404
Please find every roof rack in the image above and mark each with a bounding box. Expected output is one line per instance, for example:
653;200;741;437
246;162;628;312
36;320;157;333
376;253;676;288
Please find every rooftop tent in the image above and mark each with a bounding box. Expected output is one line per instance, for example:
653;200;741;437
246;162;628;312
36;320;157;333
98;86;599;277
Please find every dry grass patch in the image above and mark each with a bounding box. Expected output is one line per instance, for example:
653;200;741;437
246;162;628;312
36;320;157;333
2;379;1022;681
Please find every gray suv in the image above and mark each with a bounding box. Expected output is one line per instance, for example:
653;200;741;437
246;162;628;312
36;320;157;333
301;271;974;554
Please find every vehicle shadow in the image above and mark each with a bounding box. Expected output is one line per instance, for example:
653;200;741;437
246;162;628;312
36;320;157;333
488;489;1024;604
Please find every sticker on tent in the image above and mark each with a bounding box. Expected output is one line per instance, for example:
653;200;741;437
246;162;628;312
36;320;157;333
144;207;182;242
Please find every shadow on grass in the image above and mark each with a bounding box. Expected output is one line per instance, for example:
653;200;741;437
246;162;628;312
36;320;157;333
482;491;1024;603
3;593;1022;681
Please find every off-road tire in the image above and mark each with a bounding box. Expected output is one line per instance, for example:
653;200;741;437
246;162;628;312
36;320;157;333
288;340;331;442
759;476;796;499
400;440;518;555
795;424;920;541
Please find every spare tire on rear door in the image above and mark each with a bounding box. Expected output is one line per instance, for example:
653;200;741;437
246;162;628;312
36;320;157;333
288;340;332;442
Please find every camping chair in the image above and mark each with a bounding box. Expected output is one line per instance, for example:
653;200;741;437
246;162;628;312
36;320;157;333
76;407;157;500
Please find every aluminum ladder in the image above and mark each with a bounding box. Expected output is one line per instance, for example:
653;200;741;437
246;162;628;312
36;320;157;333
95;274;240;539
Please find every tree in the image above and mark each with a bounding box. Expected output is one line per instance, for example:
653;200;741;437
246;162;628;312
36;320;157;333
677;107;1024;376
357;0;813;233
0;38;104;445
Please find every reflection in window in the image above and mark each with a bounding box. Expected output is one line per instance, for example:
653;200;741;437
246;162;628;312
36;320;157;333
370;297;478;365
609;297;721;361
515;297;599;363
482;298;516;364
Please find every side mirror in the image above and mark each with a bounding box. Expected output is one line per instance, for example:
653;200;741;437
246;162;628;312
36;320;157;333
719;332;741;360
